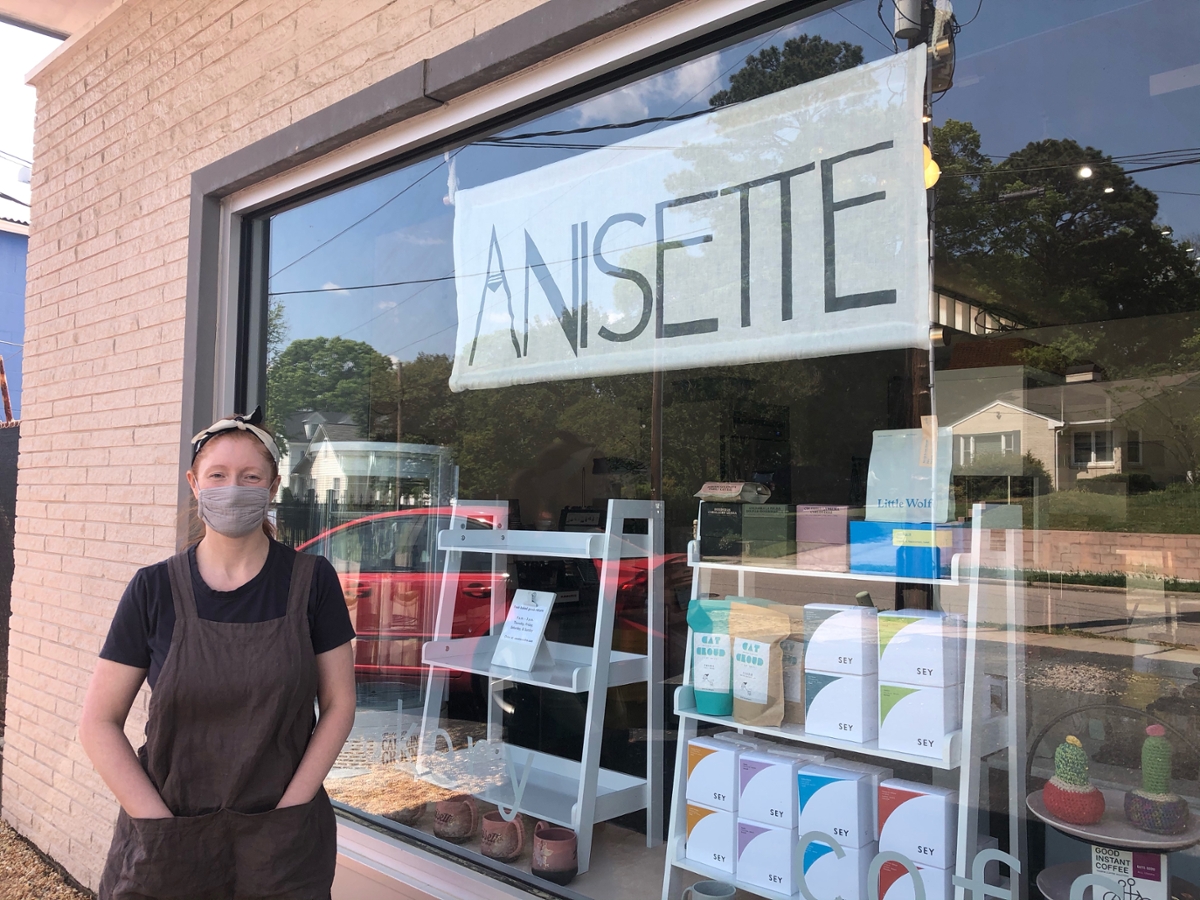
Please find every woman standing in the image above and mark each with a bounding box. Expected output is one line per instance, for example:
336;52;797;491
80;409;356;900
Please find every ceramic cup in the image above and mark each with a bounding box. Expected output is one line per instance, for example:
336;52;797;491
433;794;478;844
682;881;737;900
480;811;526;862
383;803;426;826
531;820;577;886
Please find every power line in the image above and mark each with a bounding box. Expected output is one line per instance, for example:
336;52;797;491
0;150;30;167
268;152;458;282
832;8;895;55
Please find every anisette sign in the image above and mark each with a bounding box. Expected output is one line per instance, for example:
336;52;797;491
450;48;929;391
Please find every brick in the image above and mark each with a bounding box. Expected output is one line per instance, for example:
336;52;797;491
11;0;555;889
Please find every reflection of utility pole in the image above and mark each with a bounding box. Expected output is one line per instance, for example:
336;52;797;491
651;370;663;500
896;0;940;613
0;356;12;422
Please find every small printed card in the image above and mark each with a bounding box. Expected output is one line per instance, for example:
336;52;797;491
1092;846;1168;900
491;590;556;671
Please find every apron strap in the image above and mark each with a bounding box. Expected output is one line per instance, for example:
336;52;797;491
286;549;318;619
166;549;198;623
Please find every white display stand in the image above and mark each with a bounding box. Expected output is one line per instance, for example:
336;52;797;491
661;503;1028;900
419;498;665;874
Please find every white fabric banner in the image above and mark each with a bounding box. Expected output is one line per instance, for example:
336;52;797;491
450;49;929;392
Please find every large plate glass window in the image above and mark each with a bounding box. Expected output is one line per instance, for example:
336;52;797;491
236;1;1200;898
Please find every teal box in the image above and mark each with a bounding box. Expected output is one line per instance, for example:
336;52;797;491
848;521;965;579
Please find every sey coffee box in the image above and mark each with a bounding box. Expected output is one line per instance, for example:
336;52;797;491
877;610;965;688
1092;847;1168;900
686;737;740;812
738;748;827;827
804;671;878;743
685;803;736;874
823;759;894;839
712;731;770;751
878;779;958;870
737;821;799;894
877;859;954;900
803;605;878;676
878;682;963;760
801;840;876;900
798;764;875;849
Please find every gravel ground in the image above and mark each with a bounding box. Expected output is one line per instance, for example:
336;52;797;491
0;820;90;900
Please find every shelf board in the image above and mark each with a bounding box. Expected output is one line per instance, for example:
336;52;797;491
1027;789;1200;852
438;528;651;559
423;636;648;692
673;686;963;770
473;746;649;827
687;550;961;586
667;837;795;900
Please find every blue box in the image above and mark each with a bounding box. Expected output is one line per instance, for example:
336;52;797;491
848;521;965;579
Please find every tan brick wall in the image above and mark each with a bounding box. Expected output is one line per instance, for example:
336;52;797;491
6;0;550;887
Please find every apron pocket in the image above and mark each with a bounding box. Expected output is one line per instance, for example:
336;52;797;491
229;789;337;899
112;809;232;899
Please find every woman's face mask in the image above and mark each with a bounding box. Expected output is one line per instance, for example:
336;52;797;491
197;486;270;538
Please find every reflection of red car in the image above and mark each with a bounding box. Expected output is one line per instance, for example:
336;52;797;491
298;508;507;686
297;508;689;685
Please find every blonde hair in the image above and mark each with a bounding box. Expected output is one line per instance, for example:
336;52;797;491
185;425;279;547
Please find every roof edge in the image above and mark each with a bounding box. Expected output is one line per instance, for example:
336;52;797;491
25;0;129;84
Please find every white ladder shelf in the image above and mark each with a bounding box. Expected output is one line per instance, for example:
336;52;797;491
419;498;665;875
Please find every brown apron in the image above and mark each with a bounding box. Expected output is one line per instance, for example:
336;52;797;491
99;550;338;900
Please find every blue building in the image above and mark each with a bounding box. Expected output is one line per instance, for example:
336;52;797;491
0;210;28;421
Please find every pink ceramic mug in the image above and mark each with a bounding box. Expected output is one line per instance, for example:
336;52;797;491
532;820;577;886
433;794;478;844
480;811;526;862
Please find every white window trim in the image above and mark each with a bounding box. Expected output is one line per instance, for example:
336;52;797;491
1127;428;1143;466
225;0;814;217
1071;429;1115;469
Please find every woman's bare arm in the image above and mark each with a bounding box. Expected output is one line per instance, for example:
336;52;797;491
277;642;356;809
79;659;173;819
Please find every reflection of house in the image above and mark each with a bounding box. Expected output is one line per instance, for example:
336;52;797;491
950;400;1063;480
947;369;1200;490
278;410;356;493
288;432;456;508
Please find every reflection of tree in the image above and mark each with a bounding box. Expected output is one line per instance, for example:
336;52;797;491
933;120;1200;327
709;36;863;107
267;337;399;441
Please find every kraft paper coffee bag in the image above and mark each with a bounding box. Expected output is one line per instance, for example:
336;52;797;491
729;602;791;727
774;603;806;725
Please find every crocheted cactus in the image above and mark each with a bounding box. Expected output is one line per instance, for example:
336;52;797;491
1055;736;1091;787
1044;735;1106;825
1141;725;1172;795
1126;724;1191;834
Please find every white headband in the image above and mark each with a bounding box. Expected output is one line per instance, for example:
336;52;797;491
190;407;280;465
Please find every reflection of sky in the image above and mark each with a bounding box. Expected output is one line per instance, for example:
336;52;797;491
267;0;1199;364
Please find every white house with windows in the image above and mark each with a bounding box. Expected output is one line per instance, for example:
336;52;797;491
287;429;457;509
950;400;1063;483
949;372;1198;490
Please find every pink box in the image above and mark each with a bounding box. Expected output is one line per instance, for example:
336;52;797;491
796;506;856;544
795;506;857;571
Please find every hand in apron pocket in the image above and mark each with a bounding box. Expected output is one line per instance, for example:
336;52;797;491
109;808;232;899
229;789;337;899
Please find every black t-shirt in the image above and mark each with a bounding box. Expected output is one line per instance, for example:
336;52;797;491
100;540;356;689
